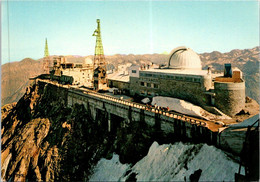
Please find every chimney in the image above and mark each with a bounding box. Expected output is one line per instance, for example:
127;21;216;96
224;63;232;77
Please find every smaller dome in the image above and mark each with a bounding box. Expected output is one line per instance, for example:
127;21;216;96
85;57;93;65
168;46;202;70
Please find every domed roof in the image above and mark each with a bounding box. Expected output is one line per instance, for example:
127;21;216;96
168;46;202;70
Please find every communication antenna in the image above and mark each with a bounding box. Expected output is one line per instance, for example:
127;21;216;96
92;19;107;90
43;38;50;74
92;19;106;70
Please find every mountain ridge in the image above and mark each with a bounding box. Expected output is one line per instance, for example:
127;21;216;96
2;46;259;105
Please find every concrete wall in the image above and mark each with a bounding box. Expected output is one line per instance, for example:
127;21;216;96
36;79;246;156
129;74;211;107
129;77;140;96
63;68;93;87
67;88;217;145
214;81;245;116
129;65;140;78
108;80;130;90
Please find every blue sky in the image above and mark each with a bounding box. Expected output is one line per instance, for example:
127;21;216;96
1;0;259;64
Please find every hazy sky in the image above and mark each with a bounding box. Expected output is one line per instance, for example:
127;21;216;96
1;0;259;64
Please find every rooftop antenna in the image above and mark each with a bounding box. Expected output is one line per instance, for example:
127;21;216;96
92;19;106;70
44;38;49;57
43;38;50;74
92;19;107;90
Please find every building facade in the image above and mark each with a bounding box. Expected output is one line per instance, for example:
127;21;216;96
53;56;94;87
108;46;245;116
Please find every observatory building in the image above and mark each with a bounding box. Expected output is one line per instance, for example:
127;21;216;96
52;56;94;87
109;46;245;116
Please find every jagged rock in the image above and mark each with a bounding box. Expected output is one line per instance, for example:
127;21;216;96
2;81;118;181
245;96;252;103
3;79;251;181
1;118;51;181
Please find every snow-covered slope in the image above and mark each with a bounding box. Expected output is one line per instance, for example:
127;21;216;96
89;142;244;181
152;96;231;120
89;155;131;181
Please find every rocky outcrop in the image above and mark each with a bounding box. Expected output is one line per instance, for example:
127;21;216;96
1;82;66;181
1;118;52;181
1;80;162;181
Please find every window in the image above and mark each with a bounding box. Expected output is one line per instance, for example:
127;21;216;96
145;73;152;77
176;76;183;80
140;82;145;86
76;64;83;68
147;83;151;87
194;78;200;82
132;70;137;73
185;77;193;82
154;84;159;89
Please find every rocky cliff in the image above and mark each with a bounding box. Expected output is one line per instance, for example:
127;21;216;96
2;79;259;181
1;81;162;181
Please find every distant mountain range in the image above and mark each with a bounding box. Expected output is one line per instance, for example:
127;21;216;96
1;47;259;106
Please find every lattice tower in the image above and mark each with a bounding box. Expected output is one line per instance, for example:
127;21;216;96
92;19;106;70
43;38;50;74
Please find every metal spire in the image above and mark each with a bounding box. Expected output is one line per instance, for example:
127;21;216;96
44;38;49;57
92;19;106;69
92;19;107;90
43;38;50;73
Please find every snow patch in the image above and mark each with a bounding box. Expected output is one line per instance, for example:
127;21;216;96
141;97;150;104
152;96;231;120
108;87;118;93
89;154;130;181
90;142;244;181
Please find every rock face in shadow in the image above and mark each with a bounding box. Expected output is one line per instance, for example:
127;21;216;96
1;82;66;181
1;81;98;181
2;79;257;181
1;81;161;181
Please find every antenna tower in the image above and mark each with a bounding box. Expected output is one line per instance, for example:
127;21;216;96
43;38;50;74
92;19;106;70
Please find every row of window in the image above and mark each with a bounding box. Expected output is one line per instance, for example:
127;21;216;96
140;90;156;96
139;77;159;82
140;72;201;83
140;82;159;89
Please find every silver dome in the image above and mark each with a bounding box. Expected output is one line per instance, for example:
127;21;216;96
168;46;202;70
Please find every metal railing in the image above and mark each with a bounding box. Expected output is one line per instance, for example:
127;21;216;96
37;78;208;127
70;86;207;127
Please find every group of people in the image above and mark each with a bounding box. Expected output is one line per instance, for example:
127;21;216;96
145;103;170;112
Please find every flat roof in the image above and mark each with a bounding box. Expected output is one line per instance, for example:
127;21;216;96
141;68;207;76
107;72;130;83
141;68;222;77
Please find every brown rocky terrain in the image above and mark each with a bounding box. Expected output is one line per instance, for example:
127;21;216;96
2;79;259;181
1;47;259;106
1;80;161;181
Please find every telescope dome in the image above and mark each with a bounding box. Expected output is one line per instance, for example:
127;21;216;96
168;46;202;70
